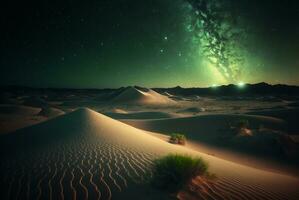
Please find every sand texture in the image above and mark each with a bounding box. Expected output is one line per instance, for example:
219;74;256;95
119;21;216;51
0;108;298;199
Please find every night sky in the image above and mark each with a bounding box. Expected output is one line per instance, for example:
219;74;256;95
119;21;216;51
1;0;299;88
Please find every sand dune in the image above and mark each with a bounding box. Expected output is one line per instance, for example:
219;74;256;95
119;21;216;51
177;106;205;114
38;107;65;118
22;96;48;108
246;108;299;133
0;104;46;134
162;91;174;97
110;108;128;114
0;108;298;199
112;86;175;105
0;104;41;115
104;111;181;119
0;94;21;104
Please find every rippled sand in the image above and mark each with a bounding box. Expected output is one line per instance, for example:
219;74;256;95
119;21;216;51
0;108;298;200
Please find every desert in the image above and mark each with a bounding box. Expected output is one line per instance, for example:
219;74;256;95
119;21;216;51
0;85;299;199
1;0;299;199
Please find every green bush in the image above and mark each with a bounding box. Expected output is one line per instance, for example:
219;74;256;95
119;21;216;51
236;119;249;129
169;133;186;145
151;154;208;191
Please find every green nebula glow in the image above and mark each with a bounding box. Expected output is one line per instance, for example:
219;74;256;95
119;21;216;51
185;0;248;84
237;82;245;88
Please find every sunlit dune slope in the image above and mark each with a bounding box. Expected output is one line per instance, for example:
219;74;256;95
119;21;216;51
104;111;181;119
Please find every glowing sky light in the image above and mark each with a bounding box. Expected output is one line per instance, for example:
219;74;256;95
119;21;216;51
237;82;245;88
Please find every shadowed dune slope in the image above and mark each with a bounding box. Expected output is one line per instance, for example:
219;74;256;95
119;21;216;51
0;104;41;115
123;114;299;174
123;114;287;141
0;108;298;200
246;108;299;133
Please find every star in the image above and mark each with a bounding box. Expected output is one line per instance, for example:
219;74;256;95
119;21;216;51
164;36;168;41
160;49;164;53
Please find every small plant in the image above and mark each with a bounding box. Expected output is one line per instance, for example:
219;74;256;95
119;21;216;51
236;119;249;129
151;154;208;191
169;133;186;145
234;119;252;136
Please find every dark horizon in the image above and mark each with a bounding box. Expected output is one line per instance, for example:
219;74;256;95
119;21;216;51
1;81;299;91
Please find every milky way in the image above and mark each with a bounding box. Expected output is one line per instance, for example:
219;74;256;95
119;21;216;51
185;0;249;83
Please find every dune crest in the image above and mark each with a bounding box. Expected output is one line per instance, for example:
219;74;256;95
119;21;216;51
112;86;175;105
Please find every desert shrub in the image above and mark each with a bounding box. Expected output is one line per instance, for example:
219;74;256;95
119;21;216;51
169;133;186;145
151;154;208;191
233;119;253;136
236;119;249;129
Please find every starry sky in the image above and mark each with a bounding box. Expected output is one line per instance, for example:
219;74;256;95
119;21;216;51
1;0;299;88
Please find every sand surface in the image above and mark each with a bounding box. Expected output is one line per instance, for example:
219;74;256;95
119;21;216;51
122;114;299;175
0;108;298;199
246;108;299;133
38;107;65;118
0;104;47;134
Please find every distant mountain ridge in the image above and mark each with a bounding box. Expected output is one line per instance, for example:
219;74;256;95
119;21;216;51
153;82;299;96
1;82;299;96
